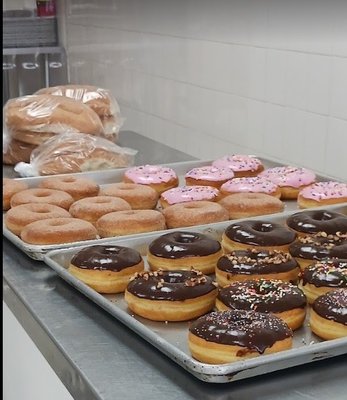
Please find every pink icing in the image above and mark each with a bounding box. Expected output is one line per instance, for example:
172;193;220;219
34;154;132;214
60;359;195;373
259;166;316;188
299;181;347;200
185;166;234;181
124;165;177;184
161;185;220;205
220;177;278;194
212;154;263;172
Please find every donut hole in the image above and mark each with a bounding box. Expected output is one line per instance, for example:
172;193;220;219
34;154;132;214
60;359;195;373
253;222;273;232
35;192;51;198
49;220;69;226
313;211;334;221
93;198;112;204
174;232;198;244
61;177;76;183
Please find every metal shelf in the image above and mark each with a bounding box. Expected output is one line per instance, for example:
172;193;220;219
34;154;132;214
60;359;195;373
3;46;64;56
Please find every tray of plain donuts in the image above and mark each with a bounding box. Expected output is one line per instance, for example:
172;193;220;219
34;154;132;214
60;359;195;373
3;156;347;260
43;204;347;383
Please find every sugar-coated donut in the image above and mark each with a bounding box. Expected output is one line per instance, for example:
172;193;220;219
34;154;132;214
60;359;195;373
39;176;100;201
123;165;179;194
147;231;223;274
216;279;306;330
96;209;166;237
20;217;98;244
299;260;347;304
10;188;74;210
100;182;159;210
310;289;347;340
185;166;234;189
69;196;131;225
220;176;281;198
160;185;220;209
5;203;71;236
218;193;285;219
212;155;264;178
289;232;347;270
125;269;218;321
68;245;145;294
222;220;297;254
163;201;228;229
287;209;347;237
215;249;300;287
3;178;29;210
297;181;347;209
188;310;293;364
259;166;316;199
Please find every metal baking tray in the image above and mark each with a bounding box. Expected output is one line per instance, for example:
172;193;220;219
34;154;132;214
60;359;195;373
3;158;345;260
44;205;347;383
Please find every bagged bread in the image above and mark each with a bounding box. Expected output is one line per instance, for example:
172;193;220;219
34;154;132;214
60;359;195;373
35;85;123;141
15;132;137;176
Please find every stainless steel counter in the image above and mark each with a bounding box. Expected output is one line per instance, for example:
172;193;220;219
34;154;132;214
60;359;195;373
3;131;347;400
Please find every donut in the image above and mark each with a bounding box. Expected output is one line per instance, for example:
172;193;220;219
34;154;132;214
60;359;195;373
188;310;293;364
212;155;264;177
123;165;179;194
147;231;223;274
218;193;285;219
10;188;74;210
3;178;29;210
215;279;307;330
215;249;300;287
5;203;71;236
287;210;347;237
20;217;98;245
124;269;218;321
258;166;316;199
310;289;347;340
289;232;347;270
220;176;281;198
100;182;159;210
69;196;131;225
297;181;347;209
184;166;234;189
39;176;100;201
299;260;347;304
68;245;145;294
3;139;37;165
96;209;166;237
159;185;220;209
163;201;229;229
221;220;297;254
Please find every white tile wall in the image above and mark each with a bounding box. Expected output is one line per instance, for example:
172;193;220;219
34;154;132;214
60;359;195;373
63;0;347;180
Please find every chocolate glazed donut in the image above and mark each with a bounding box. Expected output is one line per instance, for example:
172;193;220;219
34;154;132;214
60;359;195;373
147;231;222;274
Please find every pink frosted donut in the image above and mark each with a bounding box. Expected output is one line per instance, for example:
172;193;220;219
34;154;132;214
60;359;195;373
123;165;179;194
259;166;316;199
185;166;234;188
159;185;220;209
220;177;281;198
298;181;347;209
212;155;264;177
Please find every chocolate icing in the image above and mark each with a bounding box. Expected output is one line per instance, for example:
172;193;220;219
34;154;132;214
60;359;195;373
127;270;217;301
313;289;347;325
289;232;347;260
70;245;142;271
189;310;293;354
287;210;347;235
148;231;221;259
224;220;296;246
217;249;298;274
301;260;347;288
218;279;306;313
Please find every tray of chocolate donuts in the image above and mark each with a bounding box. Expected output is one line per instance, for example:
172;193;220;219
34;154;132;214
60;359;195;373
3;156;347;260
43;205;347;383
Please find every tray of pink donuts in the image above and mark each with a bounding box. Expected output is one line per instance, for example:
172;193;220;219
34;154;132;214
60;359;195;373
3;156;347;260
43;205;347;383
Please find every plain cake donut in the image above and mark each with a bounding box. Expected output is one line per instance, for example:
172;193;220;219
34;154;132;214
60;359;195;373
10;188;74;210
3;178;29;210
124;269;218;321
160;185;220;209
69;245;145;294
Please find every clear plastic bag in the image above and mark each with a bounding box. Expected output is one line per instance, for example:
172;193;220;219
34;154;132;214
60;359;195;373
3;129;37;165
35;84;124;142
15;132;138;176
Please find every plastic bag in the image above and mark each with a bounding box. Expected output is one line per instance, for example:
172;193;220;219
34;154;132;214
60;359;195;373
15;132;138;176
3;129;37;165
35;84;124;141
4;94;105;146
